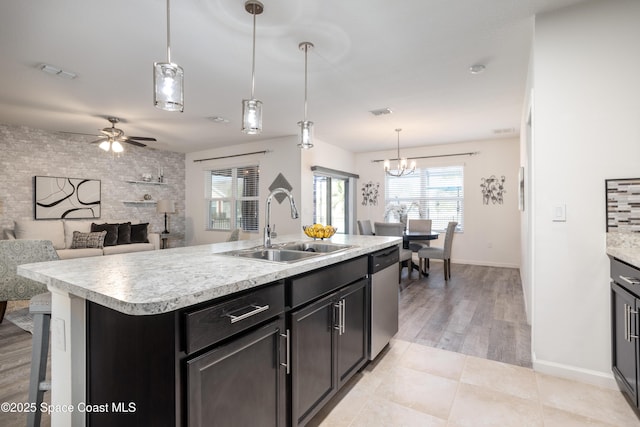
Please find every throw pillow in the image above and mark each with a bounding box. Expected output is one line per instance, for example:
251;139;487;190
117;222;132;245
71;231;107;249
130;223;149;243
91;223;119;246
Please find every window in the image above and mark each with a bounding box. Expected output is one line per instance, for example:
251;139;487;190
206;165;259;232
385;165;464;232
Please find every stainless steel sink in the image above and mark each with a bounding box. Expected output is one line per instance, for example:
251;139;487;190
275;241;354;253
218;247;322;263
216;241;355;263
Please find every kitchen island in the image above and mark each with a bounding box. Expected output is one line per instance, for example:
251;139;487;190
18;233;401;427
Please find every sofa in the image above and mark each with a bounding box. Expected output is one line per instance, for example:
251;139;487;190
2;219;159;260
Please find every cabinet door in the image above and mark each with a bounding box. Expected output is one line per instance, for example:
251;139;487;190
337;278;368;387
187;317;287;427
290;293;337;426
612;282;639;406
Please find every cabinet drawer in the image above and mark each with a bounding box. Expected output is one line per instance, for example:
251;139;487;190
611;257;640;296
288;256;367;308
184;282;285;354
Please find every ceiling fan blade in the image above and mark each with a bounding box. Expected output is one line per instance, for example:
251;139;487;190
89;137;108;144
123;138;147;147
127;136;157;142
60;131;101;137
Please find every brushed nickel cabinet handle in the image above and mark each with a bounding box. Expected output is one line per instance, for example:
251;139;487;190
621;276;640;286
341;300;346;335
226;304;269;323
280;329;290;375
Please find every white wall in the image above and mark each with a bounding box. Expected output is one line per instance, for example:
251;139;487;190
355;138;521;268
184;136;302;245
531;0;640;387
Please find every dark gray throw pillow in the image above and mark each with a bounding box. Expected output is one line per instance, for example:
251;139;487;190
130;223;149;243
91;223;119;246
117;222;132;245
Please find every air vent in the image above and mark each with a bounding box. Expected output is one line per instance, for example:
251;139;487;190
493;128;516;135
369;108;393;116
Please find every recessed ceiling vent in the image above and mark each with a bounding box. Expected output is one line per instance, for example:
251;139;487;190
369;107;393;116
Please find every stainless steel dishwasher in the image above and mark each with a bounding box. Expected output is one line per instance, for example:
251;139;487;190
368;246;400;360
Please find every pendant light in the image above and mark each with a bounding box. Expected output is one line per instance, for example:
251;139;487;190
154;0;184;112
384;129;416;177
297;41;314;149
241;1;264;134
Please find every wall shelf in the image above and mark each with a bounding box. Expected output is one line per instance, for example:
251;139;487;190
125;180;168;185
122;200;157;205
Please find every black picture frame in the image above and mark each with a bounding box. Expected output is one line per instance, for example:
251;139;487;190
34;176;101;219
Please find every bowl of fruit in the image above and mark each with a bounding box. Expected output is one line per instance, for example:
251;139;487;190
303;224;337;240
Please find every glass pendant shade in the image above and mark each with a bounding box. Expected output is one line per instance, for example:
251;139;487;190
297;120;314;149
99;140;111;151
154;62;184;112
242;98;262;134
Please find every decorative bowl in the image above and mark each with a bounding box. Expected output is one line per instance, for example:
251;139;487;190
303;224;337;240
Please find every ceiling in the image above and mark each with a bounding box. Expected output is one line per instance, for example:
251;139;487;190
0;0;587;154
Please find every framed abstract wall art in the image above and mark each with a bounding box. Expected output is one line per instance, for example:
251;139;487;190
34;176;101;219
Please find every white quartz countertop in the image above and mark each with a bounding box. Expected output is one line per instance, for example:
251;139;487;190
17;233;401;316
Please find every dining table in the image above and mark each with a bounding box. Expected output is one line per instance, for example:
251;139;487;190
403;231;439;275
402;231;439;249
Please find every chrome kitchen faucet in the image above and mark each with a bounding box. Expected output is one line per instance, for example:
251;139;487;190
264;188;299;247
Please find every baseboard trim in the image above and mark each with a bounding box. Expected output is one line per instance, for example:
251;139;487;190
448;259;520;269
533;357;618;390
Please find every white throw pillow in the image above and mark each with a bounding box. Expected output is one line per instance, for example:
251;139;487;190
14;219;66;249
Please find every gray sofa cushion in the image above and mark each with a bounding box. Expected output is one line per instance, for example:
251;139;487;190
57;248;104;260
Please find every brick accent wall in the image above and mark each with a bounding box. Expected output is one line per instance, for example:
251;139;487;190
0;123;186;246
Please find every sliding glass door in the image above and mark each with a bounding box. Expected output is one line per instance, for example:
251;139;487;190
313;175;348;234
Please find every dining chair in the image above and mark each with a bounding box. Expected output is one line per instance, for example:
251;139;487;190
407;219;432;251
373;222;413;281
417;221;458;280
357;220;374;235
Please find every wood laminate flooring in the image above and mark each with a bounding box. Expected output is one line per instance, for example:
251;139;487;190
398;260;532;367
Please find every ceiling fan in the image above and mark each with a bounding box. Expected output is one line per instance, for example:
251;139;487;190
61;117;157;152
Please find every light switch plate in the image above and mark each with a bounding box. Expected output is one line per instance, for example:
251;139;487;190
552;204;566;222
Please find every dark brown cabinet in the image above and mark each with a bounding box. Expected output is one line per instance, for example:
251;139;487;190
186;317;287;427
290;278;368;426
85;255;373;427
610;256;640;411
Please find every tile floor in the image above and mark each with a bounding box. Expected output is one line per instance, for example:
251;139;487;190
308;339;640;427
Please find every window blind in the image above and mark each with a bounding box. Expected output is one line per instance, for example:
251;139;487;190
207;165;259;231
385;165;464;232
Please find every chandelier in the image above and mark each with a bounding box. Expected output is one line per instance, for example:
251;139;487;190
384;129;416;177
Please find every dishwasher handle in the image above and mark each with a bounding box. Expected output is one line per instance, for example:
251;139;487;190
370;246;400;274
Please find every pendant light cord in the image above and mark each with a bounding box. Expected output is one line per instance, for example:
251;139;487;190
396;128;402;168
303;44;308;120
251;10;256;98
166;0;172;63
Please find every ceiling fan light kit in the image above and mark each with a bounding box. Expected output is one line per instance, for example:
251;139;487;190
154;0;184;112
241;0;264;135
